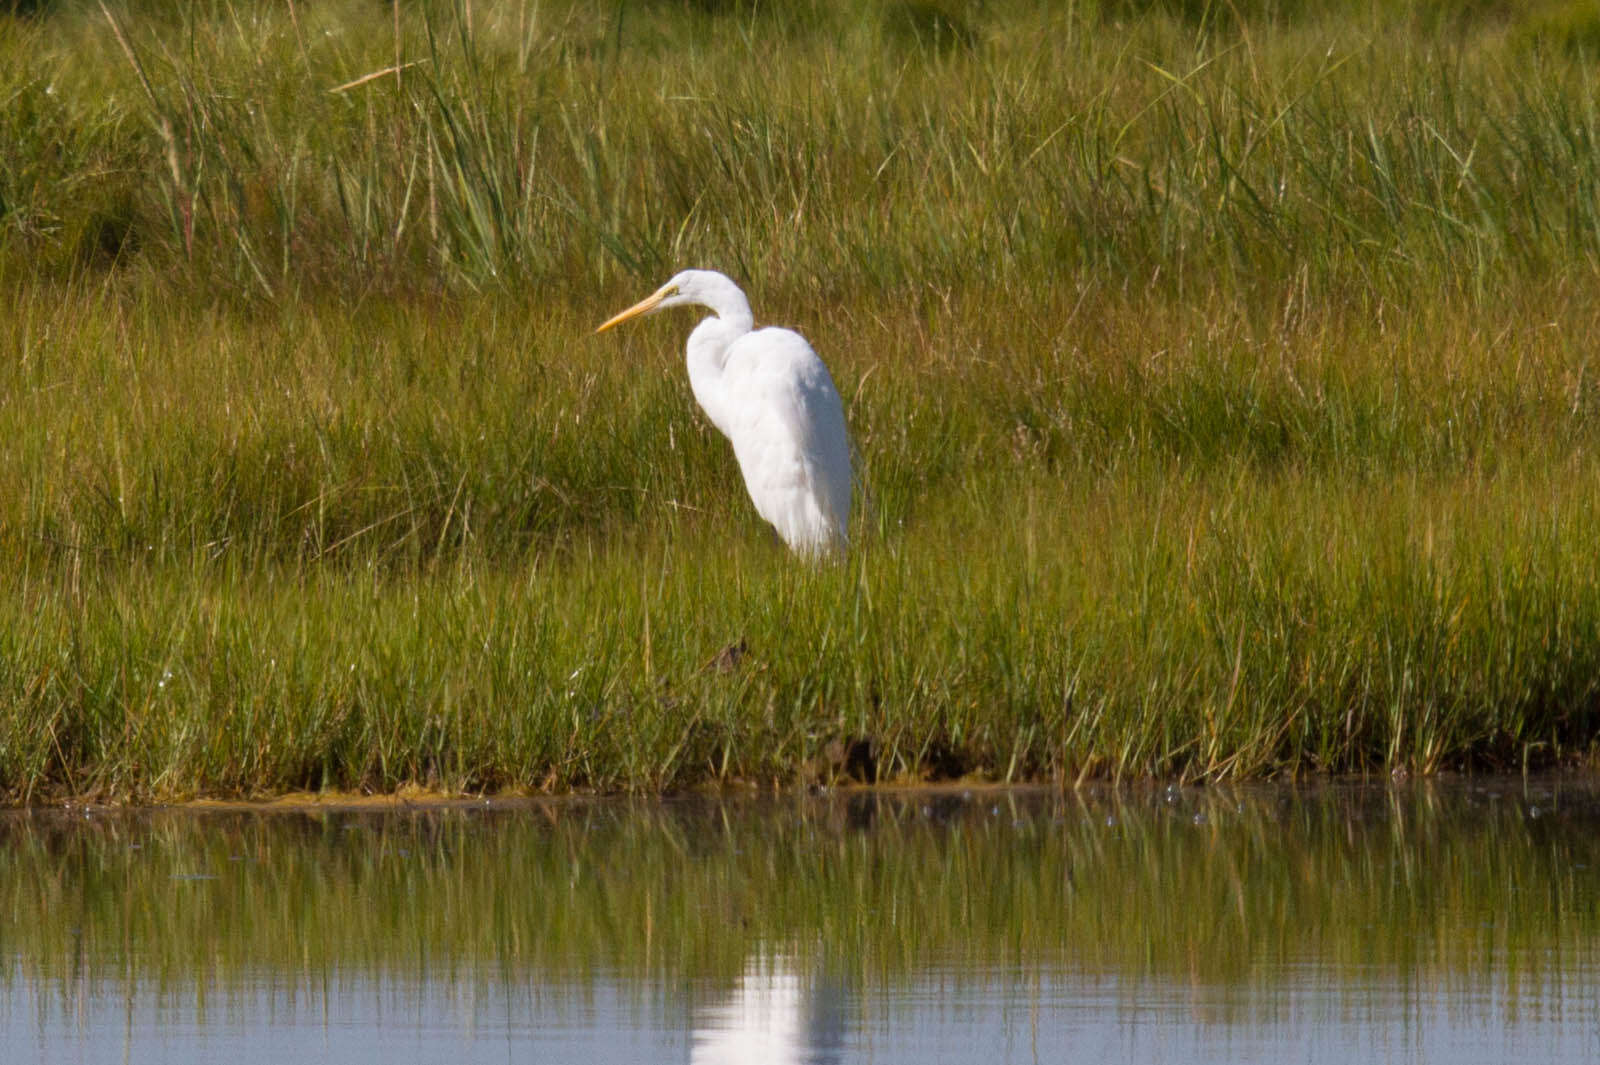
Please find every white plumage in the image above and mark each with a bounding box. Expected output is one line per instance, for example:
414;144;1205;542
597;270;852;557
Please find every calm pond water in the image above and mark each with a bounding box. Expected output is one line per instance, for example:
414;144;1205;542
4;779;1598;1064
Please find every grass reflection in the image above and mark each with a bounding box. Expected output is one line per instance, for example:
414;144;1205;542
3;780;1596;1018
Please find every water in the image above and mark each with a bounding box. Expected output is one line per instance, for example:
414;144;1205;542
4;779;1598;1063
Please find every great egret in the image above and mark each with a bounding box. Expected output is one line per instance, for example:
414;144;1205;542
596;270;852;557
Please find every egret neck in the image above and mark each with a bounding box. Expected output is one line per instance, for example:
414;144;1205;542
683;281;754;438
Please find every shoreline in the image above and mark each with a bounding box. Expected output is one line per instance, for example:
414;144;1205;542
15;768;1595;815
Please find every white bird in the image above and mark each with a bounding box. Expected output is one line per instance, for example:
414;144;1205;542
596;269;852;557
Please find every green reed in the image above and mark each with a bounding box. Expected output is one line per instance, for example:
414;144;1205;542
5;1;1600;298
1;2;1599;798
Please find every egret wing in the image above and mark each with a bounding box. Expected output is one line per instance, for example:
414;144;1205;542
721;327;852;553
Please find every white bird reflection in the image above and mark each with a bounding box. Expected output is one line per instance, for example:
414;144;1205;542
691;951;847;1065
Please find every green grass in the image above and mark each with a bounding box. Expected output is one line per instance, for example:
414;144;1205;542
1;0;1599;799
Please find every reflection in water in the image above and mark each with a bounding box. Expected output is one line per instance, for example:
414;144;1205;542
692;952;846;1065
2;779;1600;1063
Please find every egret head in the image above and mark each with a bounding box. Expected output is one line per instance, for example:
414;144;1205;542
595;270;749;333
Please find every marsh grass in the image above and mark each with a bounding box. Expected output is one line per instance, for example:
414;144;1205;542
2;1;1600;798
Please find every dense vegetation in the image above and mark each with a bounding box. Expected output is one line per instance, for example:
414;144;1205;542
2;0;1599;799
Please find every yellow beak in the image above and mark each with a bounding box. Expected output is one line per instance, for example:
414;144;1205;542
595;286;674;334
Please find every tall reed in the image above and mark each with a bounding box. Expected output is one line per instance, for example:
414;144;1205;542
1;1;1598;798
